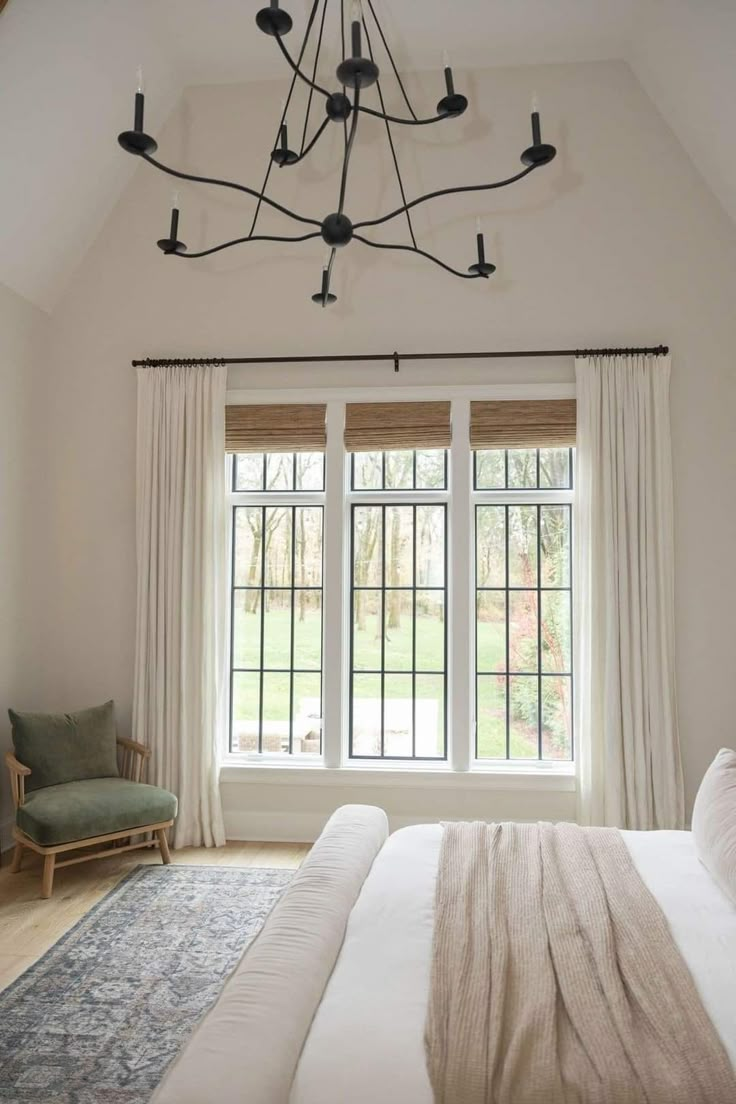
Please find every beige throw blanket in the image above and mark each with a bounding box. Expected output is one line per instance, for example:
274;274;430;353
425;822;736;1104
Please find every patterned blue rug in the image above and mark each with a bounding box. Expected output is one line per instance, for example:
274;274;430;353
0;864;293;1103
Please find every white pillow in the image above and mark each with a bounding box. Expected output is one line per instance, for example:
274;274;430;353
691;748;736;906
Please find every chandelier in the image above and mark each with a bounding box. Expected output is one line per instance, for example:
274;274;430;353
118;0;557;306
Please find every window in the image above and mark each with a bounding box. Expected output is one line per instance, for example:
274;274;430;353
225;399;574;772
350;450;447;759
229;452;324;755
474;448;573;761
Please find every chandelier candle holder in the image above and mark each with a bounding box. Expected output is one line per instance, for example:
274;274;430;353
117;0;557;307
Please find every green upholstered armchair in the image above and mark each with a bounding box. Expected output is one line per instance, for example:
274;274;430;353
5;701;177;898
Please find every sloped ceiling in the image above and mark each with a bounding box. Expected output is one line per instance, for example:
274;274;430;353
0;0;733;312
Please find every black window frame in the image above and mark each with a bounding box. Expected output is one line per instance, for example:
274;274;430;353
229;495;324;756
348;499;448;761
473;448;574;764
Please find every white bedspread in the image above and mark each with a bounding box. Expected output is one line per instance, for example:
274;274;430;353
290;826;736;1104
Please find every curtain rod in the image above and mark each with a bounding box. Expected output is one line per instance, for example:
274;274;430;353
132;345;669;371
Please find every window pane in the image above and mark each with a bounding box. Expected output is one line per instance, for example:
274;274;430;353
385;506;413;587
263;589;291;670
233;507;263;587
474;454;573;764
293;672;321;755
476;676;506;758
508;505;537;587
509;590;538;673
234;454;264;491
295;452;324;491
353;452;382;490
541;591;571;673
350;504;447;761
416;450;446;489
294;507;322;586
293;590;322;670
415;591;445;671
353;506;383;587
415;674;445;758
232;672;260;753
383;674;414;755
540;505;570;587
230;494;323;758
351;674;382;756
264;508;292;586
352;590;382;670
416;505;445;586
507;449;538;489
261;671;291;753
385;450;413;489
509;675;538;758
475;450;505;489
384;592;413;671
476;506;505;587
542;676;572;760
233;590;261;670
265;452;294;491
476;591;505;673
539;448;570;489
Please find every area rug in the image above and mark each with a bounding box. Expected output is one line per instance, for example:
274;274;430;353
0;864;293;1103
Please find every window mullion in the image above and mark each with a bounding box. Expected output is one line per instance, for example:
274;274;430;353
450;399;471;772
322;401;346;768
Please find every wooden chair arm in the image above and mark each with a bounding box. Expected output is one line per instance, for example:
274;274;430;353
117;736;151;782
116;736;152;759
5;751;31;808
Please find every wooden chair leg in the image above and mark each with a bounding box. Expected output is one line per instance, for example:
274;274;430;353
41;854;56;899
10;843;24;874
156;829;171;865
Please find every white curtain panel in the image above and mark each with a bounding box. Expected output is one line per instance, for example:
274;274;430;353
574;354;684;829
133;363;227;848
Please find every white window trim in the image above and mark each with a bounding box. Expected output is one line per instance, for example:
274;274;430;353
222;380;576;781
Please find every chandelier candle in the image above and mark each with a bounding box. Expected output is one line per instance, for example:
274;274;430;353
117;0;558;304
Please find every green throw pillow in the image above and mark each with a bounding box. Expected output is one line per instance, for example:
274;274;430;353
8;700;120;792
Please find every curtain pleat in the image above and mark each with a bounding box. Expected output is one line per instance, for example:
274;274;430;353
574;354;683;829
133;364;227;848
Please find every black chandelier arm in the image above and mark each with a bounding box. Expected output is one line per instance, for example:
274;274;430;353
274;31;332;100
365;0;418;121
141;153;322;228
300;0;330;155
171;231;323;260
362;17;417;247
353;234;483;280
353;164;537;230
337;85;361;215
274;32;446;128
290;117;330;165
251;0;323;235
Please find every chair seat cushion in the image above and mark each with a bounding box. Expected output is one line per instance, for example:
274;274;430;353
16;778;178;847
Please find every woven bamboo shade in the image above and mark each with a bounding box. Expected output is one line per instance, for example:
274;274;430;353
225;404;326;453
344;401;451;452
470;399;576;450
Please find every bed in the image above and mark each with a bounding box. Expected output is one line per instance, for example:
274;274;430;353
153;804;736;1104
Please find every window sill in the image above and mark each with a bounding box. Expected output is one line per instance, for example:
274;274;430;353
219;759;576;792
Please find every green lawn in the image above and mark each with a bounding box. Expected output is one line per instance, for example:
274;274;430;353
232;608;560;758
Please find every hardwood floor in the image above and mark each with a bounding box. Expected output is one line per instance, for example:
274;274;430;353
0;840;309;992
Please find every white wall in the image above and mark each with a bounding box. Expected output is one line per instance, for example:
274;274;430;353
24;59;736;840
0;282;48;848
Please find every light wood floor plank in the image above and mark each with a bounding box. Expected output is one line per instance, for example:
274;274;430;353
0;841;309;990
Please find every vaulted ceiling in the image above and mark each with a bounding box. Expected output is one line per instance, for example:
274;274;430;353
0;0;733;311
